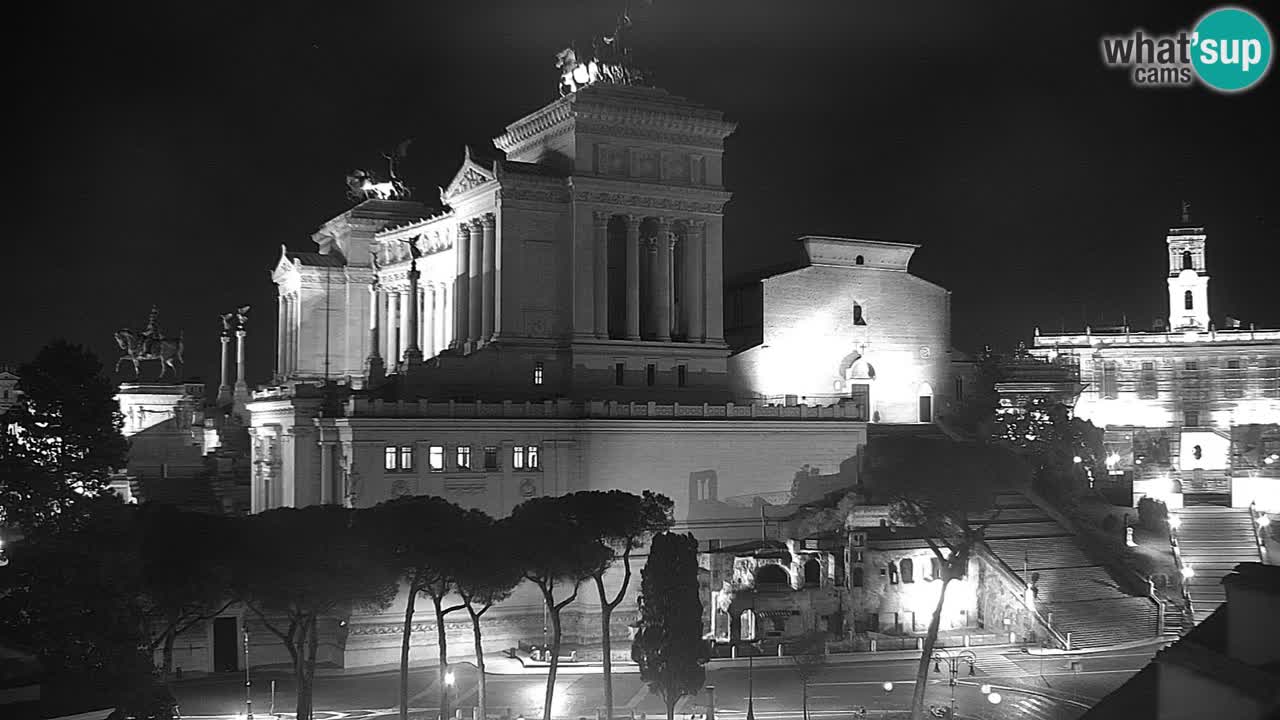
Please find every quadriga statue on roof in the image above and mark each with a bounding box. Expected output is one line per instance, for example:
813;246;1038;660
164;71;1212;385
115;305;185;380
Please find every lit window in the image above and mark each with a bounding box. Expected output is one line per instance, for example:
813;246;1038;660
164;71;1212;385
677;364;687;388
514;445;525;470
398;446;414;472
384;446;397;471
429;445;444;471
533;361;544;385
527;444;540;470
646;363;656;386
512;445;541;470
456;445;471;470
484;446;499;470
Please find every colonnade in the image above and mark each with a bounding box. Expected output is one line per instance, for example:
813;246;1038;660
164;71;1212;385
593;213;718;343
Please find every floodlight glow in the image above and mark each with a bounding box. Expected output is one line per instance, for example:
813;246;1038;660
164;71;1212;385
882;681;894;693
1073;456;1083;464
1106;453;1121;468
979;684;992;695
987;692;1002;705
1181;565;1195;579
1258;515;1271;528
445;670;455;686
1168;515;1182;530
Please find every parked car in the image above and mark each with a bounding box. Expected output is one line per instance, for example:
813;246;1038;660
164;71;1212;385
107;684;180;720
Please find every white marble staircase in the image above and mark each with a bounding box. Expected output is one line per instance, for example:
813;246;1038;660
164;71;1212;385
1172;505;1262;624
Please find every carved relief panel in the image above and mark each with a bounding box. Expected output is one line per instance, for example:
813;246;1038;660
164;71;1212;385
631;149;659;179
662;152;691;183
597;145;627;176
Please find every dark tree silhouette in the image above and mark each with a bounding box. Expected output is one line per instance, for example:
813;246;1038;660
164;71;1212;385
509;495;610;720
1;340;128;531
232;506;397;720
455;513;523;720
570;490;673;719
632;532;708;720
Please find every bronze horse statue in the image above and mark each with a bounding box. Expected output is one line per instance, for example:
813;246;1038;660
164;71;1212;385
114;329;184;379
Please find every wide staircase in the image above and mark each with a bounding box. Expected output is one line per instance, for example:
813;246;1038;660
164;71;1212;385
978;492;1160;649
1173;505;1262;624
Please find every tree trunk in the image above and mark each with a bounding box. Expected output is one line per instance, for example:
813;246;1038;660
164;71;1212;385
470;608;487;720
665;695;676;720
161;629;176;685
433;596;451;720
543;601;562;720
595;576;614;720
910;578;952;720
294;617;316;720
401;585;419;720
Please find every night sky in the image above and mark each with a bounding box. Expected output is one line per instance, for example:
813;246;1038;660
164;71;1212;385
8;1;1278;391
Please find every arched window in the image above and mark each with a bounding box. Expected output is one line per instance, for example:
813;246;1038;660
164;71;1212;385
756;564;788;587
740;609;757;641
803;558;821;586
1185;290;1194;310
930;557;942;581
853;304;867;326
1182;250;1193;270
900;558;914;583
855;255;865;265
852;566;864;588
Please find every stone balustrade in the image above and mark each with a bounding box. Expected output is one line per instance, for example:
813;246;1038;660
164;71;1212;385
340;397;868;420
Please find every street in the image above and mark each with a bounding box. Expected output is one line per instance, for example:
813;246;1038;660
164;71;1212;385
171;645;1160;720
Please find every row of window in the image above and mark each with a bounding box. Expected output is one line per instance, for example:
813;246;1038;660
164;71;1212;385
529;361;692;387
849;557;944;588
384;444;541;473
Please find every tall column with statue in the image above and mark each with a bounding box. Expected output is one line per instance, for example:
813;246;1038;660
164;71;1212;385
402;238;423;368
218;316;233;405
231;306;251;421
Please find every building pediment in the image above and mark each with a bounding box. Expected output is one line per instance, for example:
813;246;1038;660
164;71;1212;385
441;148;497;203
271;245;299;284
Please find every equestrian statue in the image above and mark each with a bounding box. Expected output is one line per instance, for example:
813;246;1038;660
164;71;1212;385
114;305;185;379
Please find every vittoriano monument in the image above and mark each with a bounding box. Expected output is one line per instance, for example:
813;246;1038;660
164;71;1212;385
115;306;185;379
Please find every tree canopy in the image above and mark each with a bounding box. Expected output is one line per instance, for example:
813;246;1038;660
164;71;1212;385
632;532;707;720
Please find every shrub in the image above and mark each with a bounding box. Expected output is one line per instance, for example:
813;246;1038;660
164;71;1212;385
1137;497;1168;531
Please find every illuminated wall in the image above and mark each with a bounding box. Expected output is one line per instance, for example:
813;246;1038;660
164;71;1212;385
730;236;951;423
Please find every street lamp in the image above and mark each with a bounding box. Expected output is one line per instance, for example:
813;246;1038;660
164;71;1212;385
243;627;253;720
932;649;976;718
445;670;456;687
705;685;715;720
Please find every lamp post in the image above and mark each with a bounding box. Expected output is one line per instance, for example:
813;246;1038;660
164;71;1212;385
931;649;976;718
244;626;253;720
705;685;715;720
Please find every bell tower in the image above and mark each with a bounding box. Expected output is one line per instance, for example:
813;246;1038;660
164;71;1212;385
1166;202;1210;331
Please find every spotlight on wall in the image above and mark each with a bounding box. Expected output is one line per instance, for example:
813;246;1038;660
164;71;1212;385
1168;514;1182;530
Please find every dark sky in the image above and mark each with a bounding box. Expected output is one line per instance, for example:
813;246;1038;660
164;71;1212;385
7;1;1278;391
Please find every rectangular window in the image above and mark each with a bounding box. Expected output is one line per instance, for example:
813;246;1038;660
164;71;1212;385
1184;411;1199;428
533;361;544;385
615;362;625;386
384;446;397;471
514;446;525;470
1139;361;1158;399
428;445;445;472
527;444;540;470
484;446;499;470
954;377;964;401
1185;361;1199;371
1226;358;1240;370
456;445;471;470
646;363;656;386
398;446;414;472
677;364;688;388
1102;361;1118;399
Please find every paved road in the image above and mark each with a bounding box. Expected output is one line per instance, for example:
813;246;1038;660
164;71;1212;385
173;645;1159;720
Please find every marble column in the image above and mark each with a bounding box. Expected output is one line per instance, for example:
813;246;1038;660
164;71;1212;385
319;440;334;505
593;211;610;338
404;263;422;365
276;294;287;378
286;296;297;374
366;285;384;384
625;215;641;340
654;217;673;342
235;329;248;393
388;290;401;364
684;220;706;342
399;288;413;363
218;334;232;403
441;285;451;351
481;214;497;344
424;285;436;357
468;218;483;348
454;224;470;349
705;217;725;343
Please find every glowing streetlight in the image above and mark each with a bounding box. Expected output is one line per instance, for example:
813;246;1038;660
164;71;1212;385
987;692;1002;705
1106;452;1121;468
445;670;455;687
979;684;992;695
1072;456;1083;464
1181;564;1195;579
882;681;894;693
1257;515;1271;528
1168;514;1182;530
